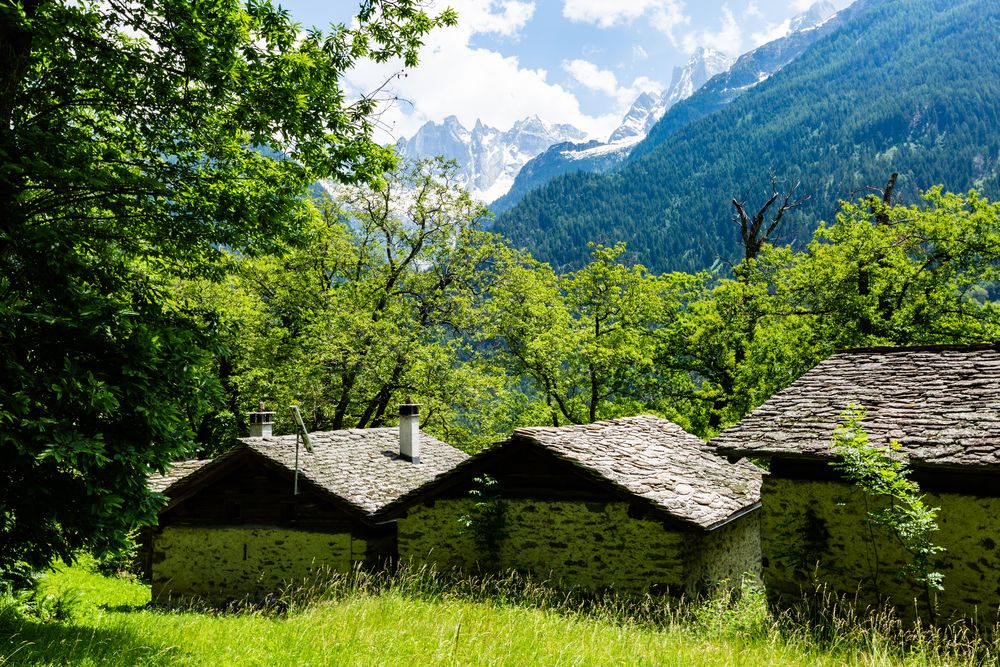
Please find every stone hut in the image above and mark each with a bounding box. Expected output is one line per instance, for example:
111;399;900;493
139;459;212;578
152;421;467;603
384;415;763;596
712;344;1000;624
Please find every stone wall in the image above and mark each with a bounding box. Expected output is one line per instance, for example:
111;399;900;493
762;476;1000;624
151;526;365;602
398;499;760;595
686;511;762;591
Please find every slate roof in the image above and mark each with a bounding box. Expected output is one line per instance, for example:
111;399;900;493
712;345;1000;470
510;415;762;530
148;459;211;494
227;428;469;516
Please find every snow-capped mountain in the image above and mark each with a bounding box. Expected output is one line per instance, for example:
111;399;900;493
632;0;849;161
662;47;736;109
396;1;845;211
607;47;734;146
788;0;838;33
607;92;662;145
395;115;586;203
491;48;734;213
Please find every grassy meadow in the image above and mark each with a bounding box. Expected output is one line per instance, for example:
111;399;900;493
0;560;995;666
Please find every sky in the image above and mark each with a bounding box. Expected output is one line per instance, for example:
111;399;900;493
276;0;851;142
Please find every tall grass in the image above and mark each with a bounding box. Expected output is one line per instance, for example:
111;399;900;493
1;560;996;666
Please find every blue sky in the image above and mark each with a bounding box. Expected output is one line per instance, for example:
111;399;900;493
277;0;849;141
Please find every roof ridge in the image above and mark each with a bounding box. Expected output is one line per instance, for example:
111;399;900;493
836;343;1000;355
513;414;665;433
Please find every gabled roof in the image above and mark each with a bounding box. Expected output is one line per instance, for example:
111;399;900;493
513;416;762;529
386;415;762;531
162;428;468;519
712;345;1000;470
149;459;211;494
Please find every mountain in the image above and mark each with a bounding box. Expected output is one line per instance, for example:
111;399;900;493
490;47;733;213
493;0;851;214
630;0;842;161
493;0;1000;275
660;47;737;110
607;91;664;145
394;115;586;203
788;0;838;32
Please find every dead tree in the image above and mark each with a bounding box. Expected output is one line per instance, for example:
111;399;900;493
858;172;899;336
731;178;809;265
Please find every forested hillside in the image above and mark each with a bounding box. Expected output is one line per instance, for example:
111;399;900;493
495;0;1000;273
627;0;879;163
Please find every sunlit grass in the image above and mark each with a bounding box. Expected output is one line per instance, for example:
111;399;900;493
0;560;995;666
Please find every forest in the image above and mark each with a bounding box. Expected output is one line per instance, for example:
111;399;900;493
494;0;1000;274
191;160;1000;453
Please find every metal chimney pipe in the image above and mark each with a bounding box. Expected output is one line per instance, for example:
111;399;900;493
399;397;421;464
248;403;275;438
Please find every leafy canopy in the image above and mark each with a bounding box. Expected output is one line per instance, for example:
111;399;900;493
181;158;519;452
0;0;453;582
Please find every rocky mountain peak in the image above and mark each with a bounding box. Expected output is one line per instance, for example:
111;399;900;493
662;47;735;109
789;1;838;33
396;115;586;203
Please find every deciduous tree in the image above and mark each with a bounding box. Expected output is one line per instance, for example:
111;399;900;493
0;0;454;582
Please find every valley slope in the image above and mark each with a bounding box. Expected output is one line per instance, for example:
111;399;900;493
494;0;1000;274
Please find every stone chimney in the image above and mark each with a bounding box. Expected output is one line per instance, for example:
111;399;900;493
399;397;420;464
248;402;275;438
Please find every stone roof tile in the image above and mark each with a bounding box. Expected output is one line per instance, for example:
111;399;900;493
238;428;468;516
148;459;211;495
712;345;1000;469
512;415;762;529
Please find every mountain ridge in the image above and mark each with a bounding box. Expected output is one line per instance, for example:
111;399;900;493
394;114;586;203
489;47;735;213
493;0;1000;274
490;1;843;214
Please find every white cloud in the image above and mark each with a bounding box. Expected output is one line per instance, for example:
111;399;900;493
680;6;744;56
561;58;662;128
342;0;623;141
562;59;620;97
453;0;536;36
750;18;791;46
562;0;689;38
789;0;817;10
632;44;649;60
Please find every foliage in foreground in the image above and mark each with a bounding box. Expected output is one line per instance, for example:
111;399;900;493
0;561;996;666
832;405;946;611
0;0;454;583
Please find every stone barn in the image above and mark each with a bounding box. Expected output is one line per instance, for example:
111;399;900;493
712;344;1000;624
384;415;763;596
151;405;467;603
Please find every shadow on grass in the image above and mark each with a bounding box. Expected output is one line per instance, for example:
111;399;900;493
98;602;150;614
0;615;182;666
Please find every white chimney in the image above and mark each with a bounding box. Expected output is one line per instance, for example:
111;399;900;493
248;403;275;438
399;398;420;464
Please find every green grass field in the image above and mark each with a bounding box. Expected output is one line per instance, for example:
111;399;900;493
0;561;995;666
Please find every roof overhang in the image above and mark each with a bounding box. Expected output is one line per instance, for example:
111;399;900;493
379;434;760;532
